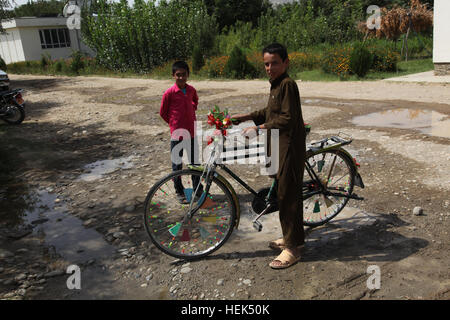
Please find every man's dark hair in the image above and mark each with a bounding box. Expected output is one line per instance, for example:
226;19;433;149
262;43;288;61
172;60;190;75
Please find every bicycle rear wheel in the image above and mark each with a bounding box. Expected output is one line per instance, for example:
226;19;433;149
143;169;237;260
302;149;355;227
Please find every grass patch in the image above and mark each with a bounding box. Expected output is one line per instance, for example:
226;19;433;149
364;58;434;80
295;58;434;82
8;57;434;82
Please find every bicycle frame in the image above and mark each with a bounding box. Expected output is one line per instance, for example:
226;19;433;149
188;163;271;230
186;130;364;229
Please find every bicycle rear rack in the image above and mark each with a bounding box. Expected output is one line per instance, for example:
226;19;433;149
307;132;353;153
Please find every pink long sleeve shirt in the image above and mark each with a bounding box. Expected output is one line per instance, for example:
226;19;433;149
160;83;198;140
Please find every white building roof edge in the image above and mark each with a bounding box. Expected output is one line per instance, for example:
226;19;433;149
1;17;69;29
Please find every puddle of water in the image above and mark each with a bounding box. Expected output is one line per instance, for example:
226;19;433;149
231;207;282;243
231;206;378;245
24;190;115;264
77;156;135;182
304;99;321;104
352;109;450;138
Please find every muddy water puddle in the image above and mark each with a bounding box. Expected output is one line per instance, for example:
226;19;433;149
231;206;377;246
22;189;115;263
77;156;135;182
352;109;450;138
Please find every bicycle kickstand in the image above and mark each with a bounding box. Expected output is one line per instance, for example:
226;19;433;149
252;204;274;232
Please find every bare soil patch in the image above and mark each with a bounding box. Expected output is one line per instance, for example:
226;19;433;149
1;74;448;300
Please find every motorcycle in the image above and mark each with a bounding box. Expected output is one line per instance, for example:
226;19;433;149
0;89;25;125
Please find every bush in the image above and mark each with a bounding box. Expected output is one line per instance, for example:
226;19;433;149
368;46;399;72
321;47;352;79
349;44;373;78
192;46;204;74
201;56;229;78
223;45;256;79
246;51;266;78
41;54;51;69
54;60;63;73
70;51;84;74
288;52;321;74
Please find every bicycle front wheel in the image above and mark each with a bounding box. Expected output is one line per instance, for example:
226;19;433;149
302;149;355;227
143;169;237;260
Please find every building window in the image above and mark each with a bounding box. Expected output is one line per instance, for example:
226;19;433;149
39;28;71;49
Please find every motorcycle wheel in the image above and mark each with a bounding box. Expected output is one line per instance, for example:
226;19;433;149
1;103;25;124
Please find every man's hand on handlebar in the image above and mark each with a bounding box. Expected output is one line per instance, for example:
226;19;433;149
242;126;258;135
231;113;252;125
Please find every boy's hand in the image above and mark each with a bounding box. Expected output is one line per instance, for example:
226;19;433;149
242;126;258;135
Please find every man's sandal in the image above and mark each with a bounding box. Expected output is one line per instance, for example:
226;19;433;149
269;247;303;270
268;238;286;251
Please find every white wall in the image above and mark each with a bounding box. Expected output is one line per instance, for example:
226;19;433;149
433;0;450;63
1;18;96;64
20;27;77;61
0;28;26;64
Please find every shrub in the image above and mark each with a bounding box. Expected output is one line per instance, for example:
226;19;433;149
70;51;85;75
288;52;321;74
246;51;266;78
223;45;256;79
41;54;51;69
321;47;352;79
192;46;205;74
54;60;63;73
368;46;399;72
202;56;229;78
349;44;373;78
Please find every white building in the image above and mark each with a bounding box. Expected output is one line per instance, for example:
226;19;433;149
433;0;450;75
0;17;94;65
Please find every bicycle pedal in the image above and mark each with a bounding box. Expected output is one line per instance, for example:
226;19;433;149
253;221;263;232
350;193;365;200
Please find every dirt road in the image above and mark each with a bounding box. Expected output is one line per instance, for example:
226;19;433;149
0;74;449;300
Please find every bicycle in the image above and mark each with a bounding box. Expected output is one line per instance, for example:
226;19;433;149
143;125;365;260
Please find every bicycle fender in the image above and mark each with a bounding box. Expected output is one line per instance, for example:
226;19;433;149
335;148;364;189
355;172;365;189
188;165;241;229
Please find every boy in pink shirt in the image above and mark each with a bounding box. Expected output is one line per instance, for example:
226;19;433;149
160;61;202;202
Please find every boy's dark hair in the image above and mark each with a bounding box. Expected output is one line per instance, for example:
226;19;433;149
262;43;288;61
172;60;190;75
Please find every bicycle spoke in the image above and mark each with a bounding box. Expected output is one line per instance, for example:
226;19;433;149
144;169;236;259
303;150;354;226
328;172;351;188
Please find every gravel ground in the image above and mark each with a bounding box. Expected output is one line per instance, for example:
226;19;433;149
0;74;449;300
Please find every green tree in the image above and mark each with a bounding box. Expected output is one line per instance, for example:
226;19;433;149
203;0;271;30
192;46;204;74
349;43;373;77
82;0;217;72
0;0;14;33
13;0;66;18
223;45;256;79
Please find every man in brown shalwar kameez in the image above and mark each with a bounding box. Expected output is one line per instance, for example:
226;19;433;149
232;43;306;269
